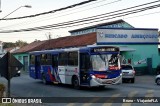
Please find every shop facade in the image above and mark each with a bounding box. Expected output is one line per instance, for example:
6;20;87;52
96;28;160;75
70;20;160;75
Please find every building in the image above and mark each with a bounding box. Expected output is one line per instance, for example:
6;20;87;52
96;28;160;75
0;41;5;58
13;40;46;71
0;41;3;54
69;20;134;36
4;47;20;53
13;20;160;74
69;20;160;75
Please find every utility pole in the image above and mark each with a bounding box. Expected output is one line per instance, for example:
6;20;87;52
7;52;11;97
45;32;52;49
0;0;2;12
45;32;52;40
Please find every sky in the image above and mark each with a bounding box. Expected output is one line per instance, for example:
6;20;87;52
0;0;160;43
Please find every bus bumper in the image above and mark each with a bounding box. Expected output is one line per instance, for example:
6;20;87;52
90;74;122;87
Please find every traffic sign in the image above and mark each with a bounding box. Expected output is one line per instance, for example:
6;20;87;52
0;52;23;80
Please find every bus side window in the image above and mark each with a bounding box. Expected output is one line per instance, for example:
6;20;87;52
30;55;35;65
41;54;46;65
52;55;58;67
80;53;90;71
58;53;68;66
68;52;78;66
40;54;52;65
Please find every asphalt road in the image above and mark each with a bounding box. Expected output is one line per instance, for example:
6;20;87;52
0;74;160;106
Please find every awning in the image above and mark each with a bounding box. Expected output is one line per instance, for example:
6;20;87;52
119;46;136;52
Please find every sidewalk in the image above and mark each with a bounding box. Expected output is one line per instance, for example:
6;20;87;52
21;70;29;75
135;75;156;84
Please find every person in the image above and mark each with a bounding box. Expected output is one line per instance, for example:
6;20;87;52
156;64;160;75
109;54;118;65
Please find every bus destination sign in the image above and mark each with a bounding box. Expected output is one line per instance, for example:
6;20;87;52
92;47;118;52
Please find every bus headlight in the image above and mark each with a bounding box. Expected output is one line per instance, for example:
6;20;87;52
91;75;96;79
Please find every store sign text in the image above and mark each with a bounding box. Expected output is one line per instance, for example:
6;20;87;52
104;34;158;39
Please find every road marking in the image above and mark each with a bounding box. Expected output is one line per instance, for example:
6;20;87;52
66;103;75;106
82;97;100;106
128;91;138;97
102;94;120;106
145;90;154;97
122;91;138;106
144;90;154;104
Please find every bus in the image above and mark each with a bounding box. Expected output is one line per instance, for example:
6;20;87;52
29;45;122;89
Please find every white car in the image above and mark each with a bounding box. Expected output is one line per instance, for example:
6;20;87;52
155;74;160;85
121;64;135;83
15;70;21;77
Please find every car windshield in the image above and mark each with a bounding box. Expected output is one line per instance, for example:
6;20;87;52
90;54;119;71
121;65;133;70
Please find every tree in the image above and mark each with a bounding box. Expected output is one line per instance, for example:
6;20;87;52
3;40;28;49
3;42;15;49
15;40;28;47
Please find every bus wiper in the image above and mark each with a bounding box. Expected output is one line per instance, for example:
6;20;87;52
98;52;105;62
98;52;107;66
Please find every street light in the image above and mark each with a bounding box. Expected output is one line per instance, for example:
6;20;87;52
23;5;32;8
2;5;32;19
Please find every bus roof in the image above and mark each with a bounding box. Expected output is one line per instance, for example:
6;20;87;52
29;45;119;55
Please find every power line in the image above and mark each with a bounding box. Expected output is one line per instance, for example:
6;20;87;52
0;0;121;30
1;11;160;39
0;1;160;33
21;3;160;31
1;0;158;30
0;0;98;21
125;10;160;19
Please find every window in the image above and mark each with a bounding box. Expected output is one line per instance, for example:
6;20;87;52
68;52;78;66
80;53;90;71
41;54;52;65
121;65;133;70
58;53;68;65
30;55;35;65
90;54;119;71
18;56;22;61
52;55;58;67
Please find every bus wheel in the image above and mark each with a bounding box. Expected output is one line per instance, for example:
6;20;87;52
99;86;105;89
42;74;48;84
72;76;80;89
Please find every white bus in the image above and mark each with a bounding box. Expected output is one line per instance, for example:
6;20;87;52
29;45;122;89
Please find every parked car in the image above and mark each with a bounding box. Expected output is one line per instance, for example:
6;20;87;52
15;70;21;77
121;64;135;83
155;74;160;85
0;70;21;77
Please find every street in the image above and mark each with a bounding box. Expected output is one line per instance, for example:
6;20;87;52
0;73;160;106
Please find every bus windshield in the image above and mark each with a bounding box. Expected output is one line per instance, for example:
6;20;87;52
91;54;119;71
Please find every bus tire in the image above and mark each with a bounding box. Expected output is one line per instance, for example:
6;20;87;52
72;76;80;89
42;74;48;85
131;78;135;83
99;86;105;89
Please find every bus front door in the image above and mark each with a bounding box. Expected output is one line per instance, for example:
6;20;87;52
34;55;40;79
80;53;90;85
51;54;59;82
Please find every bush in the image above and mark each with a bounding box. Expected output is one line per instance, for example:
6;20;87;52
0;83;5;97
